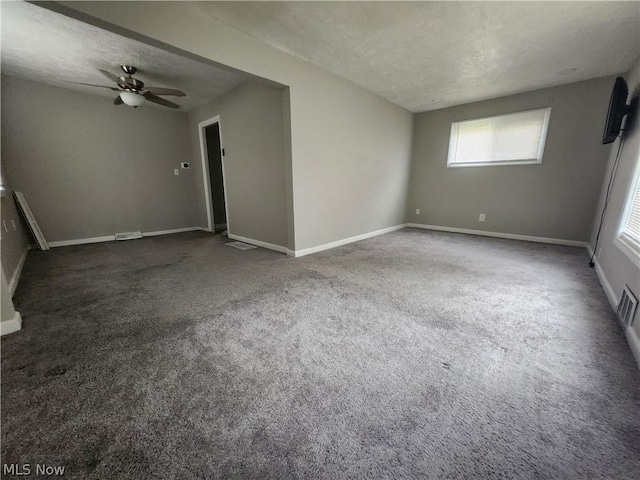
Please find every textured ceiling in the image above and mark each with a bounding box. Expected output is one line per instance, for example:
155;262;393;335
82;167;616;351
197;1;640;112
2;2;638;114
0;1;248;111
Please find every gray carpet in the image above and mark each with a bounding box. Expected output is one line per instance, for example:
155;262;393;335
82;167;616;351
2;228;639;479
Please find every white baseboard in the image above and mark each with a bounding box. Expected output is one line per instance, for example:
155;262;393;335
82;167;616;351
1;311;22;336
49;235;116;248
407;223;589;248
586;245;618;311
227;233;289;254
48;227;203;247
142;227;201;237
8;247;28;296
291;224;408;258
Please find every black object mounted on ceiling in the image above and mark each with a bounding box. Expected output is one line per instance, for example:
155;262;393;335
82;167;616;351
602;76;638;144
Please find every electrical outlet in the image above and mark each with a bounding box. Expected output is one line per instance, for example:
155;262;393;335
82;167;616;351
416;208;420;215
2;221;7;232
479;213;486;222
174;169;180;176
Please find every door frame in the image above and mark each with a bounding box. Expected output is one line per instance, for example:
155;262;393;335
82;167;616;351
198;115;231;234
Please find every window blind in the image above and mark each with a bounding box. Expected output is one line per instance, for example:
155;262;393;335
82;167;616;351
448;108;551;167
623;169;640;243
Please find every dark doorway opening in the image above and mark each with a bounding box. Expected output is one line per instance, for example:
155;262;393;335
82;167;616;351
204;123;227;233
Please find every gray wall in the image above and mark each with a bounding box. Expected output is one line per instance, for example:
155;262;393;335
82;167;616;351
188;81;288;248
407;77;616;242
1;75;198;243
291;78;412;251
0;190;31;291
590;61;640;344
59;2;414;252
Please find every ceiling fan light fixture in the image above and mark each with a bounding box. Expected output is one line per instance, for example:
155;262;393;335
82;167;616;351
120;91;145;108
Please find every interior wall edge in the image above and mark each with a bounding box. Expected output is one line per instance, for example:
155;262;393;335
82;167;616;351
0;312;22;337
0;267;21;335
8;247;29;297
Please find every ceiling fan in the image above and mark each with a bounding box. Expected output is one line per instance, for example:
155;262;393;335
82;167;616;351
80;65;186;109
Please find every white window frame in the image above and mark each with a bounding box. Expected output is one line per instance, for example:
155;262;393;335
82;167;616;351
614;154;640;267
447;107;552;168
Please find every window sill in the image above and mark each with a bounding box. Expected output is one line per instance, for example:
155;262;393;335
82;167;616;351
614;233;640;268
447;159;542;168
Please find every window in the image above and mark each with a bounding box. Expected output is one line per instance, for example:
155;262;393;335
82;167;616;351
616;156;640;265
447;108;551;167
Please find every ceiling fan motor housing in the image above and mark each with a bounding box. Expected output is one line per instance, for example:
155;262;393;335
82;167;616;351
118;77;144;92
120;65;137;75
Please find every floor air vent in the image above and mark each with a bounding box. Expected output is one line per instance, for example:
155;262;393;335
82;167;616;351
226;241;257;251
617;286;638;327
115;231;143;241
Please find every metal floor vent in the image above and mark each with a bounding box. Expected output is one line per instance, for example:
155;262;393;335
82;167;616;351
226;241;257;251
617;286;638;327
115;231;143;241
